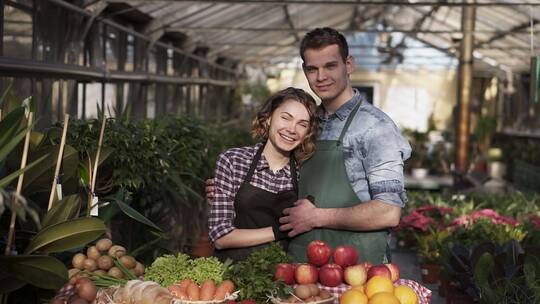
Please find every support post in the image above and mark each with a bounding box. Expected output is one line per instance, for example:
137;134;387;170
456;3;476;174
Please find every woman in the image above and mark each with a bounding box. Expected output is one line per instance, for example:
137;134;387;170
208;87;318;261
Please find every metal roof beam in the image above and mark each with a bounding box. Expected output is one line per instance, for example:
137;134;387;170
282;5;300;42
475;19;540;48
165;26;530;35
138;1;540;7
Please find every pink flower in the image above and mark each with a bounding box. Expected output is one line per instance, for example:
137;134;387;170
471;209;500;220
452;215;473;228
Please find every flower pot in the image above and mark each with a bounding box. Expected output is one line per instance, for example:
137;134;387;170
412;168;429;179
438;275;450;297
190;231;214;257
420;263;440;284
446;290;475;304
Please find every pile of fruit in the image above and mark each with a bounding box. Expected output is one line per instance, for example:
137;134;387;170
273;240;419;304
274;240;399;287
341;276;418;304
69;238;145;279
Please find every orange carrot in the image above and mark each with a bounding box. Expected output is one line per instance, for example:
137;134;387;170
213;279;235;300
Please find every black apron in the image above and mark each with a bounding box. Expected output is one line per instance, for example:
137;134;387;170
215;144;298;262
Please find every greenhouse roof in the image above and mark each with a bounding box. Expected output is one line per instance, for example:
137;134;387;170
45;1;540;73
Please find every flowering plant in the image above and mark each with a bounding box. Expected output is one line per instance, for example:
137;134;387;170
394;204;454;247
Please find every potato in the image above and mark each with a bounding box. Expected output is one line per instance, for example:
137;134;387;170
96;238;112;252
86;246;101;260
108;245;126;258
72;253;86;270
319;290;332;299
83;259;97;272
108;267;124;279
93;270;107;276
294;285;311;300
306;283;319;296
119;255;136;269
68;268;81;278
133;262;145;277
97;255;114;270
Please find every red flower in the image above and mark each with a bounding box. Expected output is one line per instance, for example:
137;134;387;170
400;211;436;232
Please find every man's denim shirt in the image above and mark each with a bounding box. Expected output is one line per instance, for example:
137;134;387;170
317;91;412;207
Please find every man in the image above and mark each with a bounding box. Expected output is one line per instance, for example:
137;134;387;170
278;27;411;264
207;27;410;264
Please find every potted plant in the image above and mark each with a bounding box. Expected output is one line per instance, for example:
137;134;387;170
415;227;450;284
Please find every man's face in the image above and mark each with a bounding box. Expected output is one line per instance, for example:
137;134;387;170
302;44;354;104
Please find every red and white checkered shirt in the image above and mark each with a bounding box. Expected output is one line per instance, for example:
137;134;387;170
208;143;297;242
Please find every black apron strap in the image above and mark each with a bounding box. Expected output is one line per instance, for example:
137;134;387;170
243;143;265;183
289;156;298;194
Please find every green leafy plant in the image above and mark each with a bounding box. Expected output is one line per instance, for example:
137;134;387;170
225;242;293;302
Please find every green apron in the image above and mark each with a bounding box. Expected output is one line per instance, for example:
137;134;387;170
288;101;389;264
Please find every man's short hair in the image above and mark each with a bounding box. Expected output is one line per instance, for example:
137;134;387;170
300;27;349;62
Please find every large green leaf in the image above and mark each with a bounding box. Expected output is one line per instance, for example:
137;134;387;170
474;252;496;301
114;199;162;232
25;217;106;254
22;145;79;193
0;255;67;290
0;271;27;293
0;112;35;164
41;194;81;229
0;107;25;148
0;154;49;189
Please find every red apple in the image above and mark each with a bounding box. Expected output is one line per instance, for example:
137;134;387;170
318;263;343;287
294;263;318;284
306;240;333;266
332;245;358;268
366;264;392;280
361;261;373;272
384;262;400;282
344;264;367;286
274;263;296;285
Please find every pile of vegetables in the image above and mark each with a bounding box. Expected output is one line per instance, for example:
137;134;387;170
226;243;293;302
49;277;97;304
169;278;236;301
112;280;172;304
145;253;227;287
69;238;145;280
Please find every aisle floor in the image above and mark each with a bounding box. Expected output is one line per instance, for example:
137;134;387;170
392;249;445;304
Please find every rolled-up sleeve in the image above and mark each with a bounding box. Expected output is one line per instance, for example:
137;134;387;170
364;124;411;207
208;153;237;242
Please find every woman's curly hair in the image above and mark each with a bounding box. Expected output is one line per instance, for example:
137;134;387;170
251;87;319;163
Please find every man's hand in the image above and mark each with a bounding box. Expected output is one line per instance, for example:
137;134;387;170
279;198;319;237
205;178;215;202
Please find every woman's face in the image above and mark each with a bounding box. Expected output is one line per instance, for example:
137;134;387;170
266;99;311;154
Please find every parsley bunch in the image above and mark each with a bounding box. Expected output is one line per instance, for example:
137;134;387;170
226;243;293;302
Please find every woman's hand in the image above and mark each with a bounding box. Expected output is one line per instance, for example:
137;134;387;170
205;178;215;202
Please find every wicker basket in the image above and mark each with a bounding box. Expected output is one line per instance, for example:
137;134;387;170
270;295;335;304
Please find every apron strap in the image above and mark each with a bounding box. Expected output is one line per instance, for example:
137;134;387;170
290;156;298;194
337;99;363;145
244;144;298;193
244;144;265;183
